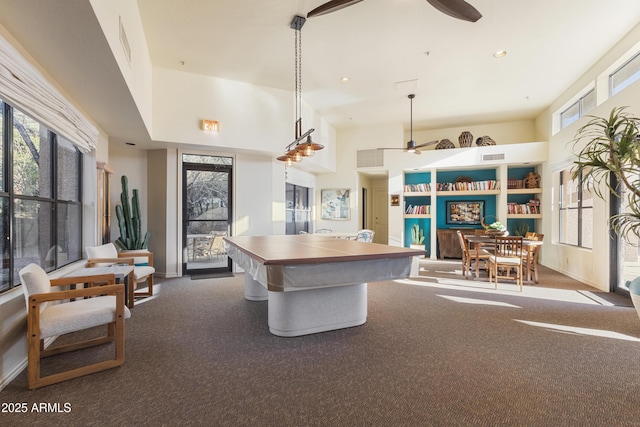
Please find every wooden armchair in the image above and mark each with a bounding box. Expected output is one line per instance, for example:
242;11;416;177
19;263;130;389
86;243;155;308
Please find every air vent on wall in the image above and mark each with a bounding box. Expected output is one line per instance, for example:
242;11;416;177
481;153;506;163
356;149;384;168
119;16;131;65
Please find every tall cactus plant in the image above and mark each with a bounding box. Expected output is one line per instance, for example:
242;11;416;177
115;175;150;250
411;223;424;245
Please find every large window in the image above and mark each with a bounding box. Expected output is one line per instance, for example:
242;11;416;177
1;100;82;293
559;168;593;249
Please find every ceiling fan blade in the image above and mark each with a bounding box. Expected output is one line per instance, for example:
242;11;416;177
415;140;439;149
307;0;365;18
426;0;482;22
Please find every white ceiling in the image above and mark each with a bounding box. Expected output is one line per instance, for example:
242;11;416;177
1;0;640;148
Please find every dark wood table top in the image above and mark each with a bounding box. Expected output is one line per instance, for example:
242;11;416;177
224;234;425;266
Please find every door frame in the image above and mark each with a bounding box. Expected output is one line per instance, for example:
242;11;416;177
181;161;233;275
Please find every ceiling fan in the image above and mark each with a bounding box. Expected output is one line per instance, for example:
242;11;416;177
307;0;482;22
378;94;438;155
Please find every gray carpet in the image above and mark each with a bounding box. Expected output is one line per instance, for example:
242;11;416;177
2;260;640;426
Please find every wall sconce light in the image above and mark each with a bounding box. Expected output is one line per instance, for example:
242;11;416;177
390;194;400;206
201;119;219;132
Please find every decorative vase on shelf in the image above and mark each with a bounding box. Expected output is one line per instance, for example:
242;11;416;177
458;131;473;147
435;139;455;150
476;135;496;146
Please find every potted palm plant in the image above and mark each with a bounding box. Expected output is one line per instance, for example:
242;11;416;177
572;106;640;313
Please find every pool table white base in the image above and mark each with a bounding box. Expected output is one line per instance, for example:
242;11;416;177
244;274;367;337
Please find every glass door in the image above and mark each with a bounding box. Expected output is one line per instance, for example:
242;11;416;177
182;156;232;275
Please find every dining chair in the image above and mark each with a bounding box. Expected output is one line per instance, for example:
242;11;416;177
355;229;375;243
19;263;130;389
489;236;524;291
457;230;491;279
86;243;155;308
523;233;544;283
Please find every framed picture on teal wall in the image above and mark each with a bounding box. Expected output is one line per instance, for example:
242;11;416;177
446;201;484;225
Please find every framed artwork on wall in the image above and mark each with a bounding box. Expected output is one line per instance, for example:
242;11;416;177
446;200;484;225
321;189;351;220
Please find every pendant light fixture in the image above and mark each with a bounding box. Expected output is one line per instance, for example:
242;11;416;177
277;15;324;166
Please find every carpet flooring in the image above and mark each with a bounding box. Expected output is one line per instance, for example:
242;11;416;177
2;260;640;426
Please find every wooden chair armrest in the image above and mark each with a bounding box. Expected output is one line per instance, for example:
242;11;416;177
87;257;134;266
31;281;124;304
50;273;116;288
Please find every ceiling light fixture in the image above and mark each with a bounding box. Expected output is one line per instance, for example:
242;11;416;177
277;15;324;166
493;50;507;58
341;77;350;83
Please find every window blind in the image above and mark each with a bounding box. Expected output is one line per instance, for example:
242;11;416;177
0;33;97;152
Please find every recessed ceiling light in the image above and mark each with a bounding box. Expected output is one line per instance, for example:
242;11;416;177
340;77;350;83
493;50;507;58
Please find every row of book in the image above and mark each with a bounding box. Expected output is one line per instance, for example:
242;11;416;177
404;204;430;215
404;183;431;192
507;200;541;215
436;180;500;191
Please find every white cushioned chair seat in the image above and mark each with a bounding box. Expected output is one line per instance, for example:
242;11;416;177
133;265;155;280
40;296;131;339
489;255;521;265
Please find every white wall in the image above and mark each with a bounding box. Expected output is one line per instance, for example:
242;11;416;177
533;21;640;291
316;124;403;233
411;119;537;148
90;0;153;130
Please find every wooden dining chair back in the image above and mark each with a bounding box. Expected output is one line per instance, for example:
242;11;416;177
458;231;492;279
489;236;524;291
19;263;131;389
524;233;544;283
456;230;472;278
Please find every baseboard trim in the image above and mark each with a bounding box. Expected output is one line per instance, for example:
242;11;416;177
0;336;56;391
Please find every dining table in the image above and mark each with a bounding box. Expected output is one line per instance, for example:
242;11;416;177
464;234;543;283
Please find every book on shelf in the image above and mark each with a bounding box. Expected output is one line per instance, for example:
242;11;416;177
436;180;500;191
404;183;431;192
404;204;431;215
507;199;541;215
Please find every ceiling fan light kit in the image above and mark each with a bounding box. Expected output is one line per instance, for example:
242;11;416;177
277;15;324;166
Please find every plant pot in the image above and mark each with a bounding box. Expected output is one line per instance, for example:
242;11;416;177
628;277;640;320
410;244;427;258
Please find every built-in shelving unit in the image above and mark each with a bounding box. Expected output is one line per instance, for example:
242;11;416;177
402;164;542;257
